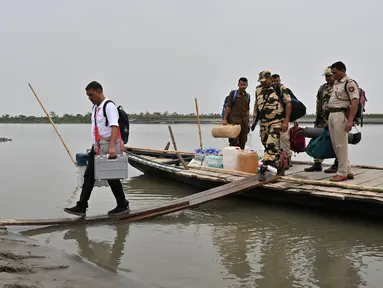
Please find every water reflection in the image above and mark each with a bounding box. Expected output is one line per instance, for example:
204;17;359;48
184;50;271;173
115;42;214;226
62;224;130;272
209;203;383;288
20;176;383;288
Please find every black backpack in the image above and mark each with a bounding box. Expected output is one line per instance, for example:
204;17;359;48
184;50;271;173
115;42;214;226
275;85;306;122
102;100;130;144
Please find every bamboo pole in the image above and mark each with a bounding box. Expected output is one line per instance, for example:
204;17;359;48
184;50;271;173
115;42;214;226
124;146;195;155
28;83;76;166
168;125;189;170
194;98;203;150
281;176;383;193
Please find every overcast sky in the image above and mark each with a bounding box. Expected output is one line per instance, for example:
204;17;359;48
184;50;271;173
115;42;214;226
0;0;379;116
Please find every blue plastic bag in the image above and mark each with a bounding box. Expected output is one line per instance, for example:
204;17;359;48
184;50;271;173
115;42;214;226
305;128;336;159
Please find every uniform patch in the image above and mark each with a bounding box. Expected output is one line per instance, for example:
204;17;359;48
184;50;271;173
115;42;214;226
348;86;355;93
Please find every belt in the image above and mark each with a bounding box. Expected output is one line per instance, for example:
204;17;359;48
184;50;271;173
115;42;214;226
328;107;347;113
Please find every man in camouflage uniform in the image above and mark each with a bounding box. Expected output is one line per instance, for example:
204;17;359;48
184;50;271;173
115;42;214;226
253;71;292;181
304;66;338;173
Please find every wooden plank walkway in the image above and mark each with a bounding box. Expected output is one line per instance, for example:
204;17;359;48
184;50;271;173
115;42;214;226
0;174;279;228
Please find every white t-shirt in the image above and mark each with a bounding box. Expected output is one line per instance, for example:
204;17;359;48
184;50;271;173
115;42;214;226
91;97;119;144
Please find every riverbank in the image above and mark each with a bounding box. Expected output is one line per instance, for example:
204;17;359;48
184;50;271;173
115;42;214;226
1;115;383;125
129;116;383;125
1;116;383;125
0;230;155;288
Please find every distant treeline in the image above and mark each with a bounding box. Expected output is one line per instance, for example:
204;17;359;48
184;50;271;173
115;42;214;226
0;111;382;124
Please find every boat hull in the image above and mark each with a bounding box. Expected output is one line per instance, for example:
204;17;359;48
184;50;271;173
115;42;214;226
126;148;383;221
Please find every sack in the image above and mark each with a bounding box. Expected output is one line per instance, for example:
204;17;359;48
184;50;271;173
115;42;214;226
102;100;130;144
275;86;307;122
222;90;250;118
344;80;367;127
289;126;306;153
305;128;336;159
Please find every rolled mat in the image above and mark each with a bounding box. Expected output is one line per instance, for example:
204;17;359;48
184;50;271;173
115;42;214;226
211;124;241;138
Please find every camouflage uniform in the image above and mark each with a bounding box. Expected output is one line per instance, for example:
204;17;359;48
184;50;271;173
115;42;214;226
255;71;291;177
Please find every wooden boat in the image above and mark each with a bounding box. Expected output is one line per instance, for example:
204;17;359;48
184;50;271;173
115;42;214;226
125;146;383;219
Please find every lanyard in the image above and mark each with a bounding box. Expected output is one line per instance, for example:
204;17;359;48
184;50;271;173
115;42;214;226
93;105;124;155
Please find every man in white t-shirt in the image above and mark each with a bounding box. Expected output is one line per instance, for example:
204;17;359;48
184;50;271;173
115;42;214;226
64;81;129;217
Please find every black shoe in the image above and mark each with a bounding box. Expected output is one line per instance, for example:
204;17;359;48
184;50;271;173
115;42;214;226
108;205;130;216
259;165;267;181
304;162;322;172
324;163;338;173
64;205;86;217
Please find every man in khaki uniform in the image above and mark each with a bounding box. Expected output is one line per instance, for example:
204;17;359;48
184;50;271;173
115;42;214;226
271;74;294;168
327;61;359;182
222;77;250;149
304;67;338;173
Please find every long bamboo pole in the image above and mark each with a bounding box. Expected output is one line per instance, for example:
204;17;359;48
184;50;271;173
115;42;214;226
28;83;76;166
194;98;203;150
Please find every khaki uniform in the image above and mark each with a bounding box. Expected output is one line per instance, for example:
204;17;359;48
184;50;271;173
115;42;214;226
256;86;291;168
278;84;292;158
226;90;250;149
314;82;333;163
328;76;359;177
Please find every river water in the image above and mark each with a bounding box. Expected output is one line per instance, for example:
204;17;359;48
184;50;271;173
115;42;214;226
1;123;383;288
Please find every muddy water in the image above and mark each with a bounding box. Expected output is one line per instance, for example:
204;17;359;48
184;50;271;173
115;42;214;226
1;123;383;288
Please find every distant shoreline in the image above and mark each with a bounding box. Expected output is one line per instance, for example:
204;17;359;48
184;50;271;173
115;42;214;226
0;116;382;125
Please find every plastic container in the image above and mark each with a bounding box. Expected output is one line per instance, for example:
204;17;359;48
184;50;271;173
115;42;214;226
205;155;224;168
76;152;109;188
194;153;205;161
237;150;259;174
257;161;278;174
94;153;129;181
222;146;241;170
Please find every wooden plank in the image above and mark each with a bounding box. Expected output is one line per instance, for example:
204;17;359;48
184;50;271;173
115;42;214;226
0;175;280;227
284;187;315;195
281;176;383;193
291;159;383;171
290;184;343;193
310;191;345;200
264;181;300;191
188;165;256;177
178;171;228;182
125;146;195;156
347;170;383;186
360;178;383;188
186;168;243;180
284;164;305;175
188;175;279;204
289;171;331;181
294;184;383;200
